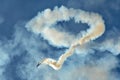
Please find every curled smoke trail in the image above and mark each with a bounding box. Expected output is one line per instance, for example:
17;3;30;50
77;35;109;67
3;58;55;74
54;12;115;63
26;6;105;47
26;6;105;70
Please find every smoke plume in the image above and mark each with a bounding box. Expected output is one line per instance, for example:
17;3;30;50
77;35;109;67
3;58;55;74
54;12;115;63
26;6;106;70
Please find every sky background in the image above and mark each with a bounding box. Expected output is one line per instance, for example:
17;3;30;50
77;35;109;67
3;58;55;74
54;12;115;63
0;0;120;80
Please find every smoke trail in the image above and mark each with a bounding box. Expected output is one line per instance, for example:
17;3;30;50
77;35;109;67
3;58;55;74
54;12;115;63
26;6;105;70
26;6;105;47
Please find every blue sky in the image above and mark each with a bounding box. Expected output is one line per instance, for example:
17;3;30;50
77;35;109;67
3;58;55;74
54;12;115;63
0;0;120;80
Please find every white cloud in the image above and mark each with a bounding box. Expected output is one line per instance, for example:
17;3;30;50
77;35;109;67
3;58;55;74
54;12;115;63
0;16;4;24
67;0;105;9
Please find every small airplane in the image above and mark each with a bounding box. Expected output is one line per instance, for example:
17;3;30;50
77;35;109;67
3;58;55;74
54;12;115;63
36;58;46;67
36;62;41;67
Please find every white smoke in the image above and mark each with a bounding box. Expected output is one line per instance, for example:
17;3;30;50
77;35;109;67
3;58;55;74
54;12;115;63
25;6;106;70
25;6;105;47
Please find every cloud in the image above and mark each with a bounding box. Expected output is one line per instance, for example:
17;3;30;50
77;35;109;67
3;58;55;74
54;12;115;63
0;16;4;24
75;36;120;55
0;48;10;80
98;38;120;55
17;52;119;80
66;55;118;80
0;24;51;80
67;0;105;10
